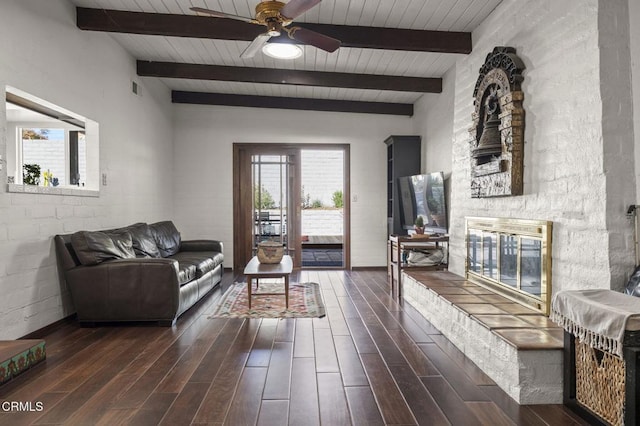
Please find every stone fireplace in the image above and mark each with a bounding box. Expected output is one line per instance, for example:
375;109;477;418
402;216;562;404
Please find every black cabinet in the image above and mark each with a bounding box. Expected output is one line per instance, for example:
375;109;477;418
385;135;421;235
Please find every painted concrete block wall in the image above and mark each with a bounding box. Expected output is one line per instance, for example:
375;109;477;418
631;0;640;201
14;128;86;186
0;0;174;339
412;67;457;226
415;0;636;292
403;275;563;404
22;139;67;184
171;104;411;267
301;150;344;207
412;70;456;177
600;0;637;289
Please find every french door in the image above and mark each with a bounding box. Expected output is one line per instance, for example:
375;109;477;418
233;143;350;272
233;145;301;271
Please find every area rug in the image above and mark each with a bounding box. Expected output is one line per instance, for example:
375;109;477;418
209;281;326;318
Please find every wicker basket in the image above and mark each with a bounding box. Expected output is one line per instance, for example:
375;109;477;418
257;242;284;264
575;339;625;426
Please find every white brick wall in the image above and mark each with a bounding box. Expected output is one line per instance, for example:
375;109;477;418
414;0;637;293
0;0;175;339
601;0;638;289
403;274;563;404
301;150;344;207
413;71;455;176
301;210;343;236
632;0;640;201
2;0;639;340
19;132;87;186
22;138;66;184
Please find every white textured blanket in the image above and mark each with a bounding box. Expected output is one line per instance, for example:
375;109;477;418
550;289;640;357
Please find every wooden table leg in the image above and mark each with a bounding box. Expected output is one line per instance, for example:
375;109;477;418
285;274;289;309
247;278;252;309
396;243;402;298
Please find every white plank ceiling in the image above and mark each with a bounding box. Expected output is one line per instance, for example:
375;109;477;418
69;0;503;106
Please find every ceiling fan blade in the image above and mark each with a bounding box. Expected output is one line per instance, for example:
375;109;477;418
287;27;340;53
190;7;256;24
240;34;272;59
280;0;322;20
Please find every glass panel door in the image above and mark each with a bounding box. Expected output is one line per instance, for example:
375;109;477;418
252;154;298;263
234;143;349;271
300;149;345;268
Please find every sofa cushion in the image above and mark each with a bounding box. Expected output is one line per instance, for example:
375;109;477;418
170;251;223;278
70;231;136;266
175;261;197;286
118;223;161;258
106;231;136;256
149;221;181;257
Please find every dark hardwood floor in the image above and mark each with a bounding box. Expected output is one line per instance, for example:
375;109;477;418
0;270;590;425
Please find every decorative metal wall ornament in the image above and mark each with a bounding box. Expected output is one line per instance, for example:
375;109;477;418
469;46;526;197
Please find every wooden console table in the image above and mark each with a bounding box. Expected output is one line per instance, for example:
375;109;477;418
387;234;448;297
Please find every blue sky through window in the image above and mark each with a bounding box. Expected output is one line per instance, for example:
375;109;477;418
22;128;64;140
33;128;64;140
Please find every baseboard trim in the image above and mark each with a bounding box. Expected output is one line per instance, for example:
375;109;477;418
19;271;235;339
352;266;387;271
20;314;77;340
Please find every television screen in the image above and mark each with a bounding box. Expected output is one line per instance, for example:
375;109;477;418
398;172;447;234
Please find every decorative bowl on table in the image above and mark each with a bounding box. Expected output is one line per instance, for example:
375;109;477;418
257;242;284;264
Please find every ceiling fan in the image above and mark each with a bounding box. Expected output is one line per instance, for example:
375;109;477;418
191;0;341;59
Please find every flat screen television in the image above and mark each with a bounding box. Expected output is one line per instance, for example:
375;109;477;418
398;172;448;235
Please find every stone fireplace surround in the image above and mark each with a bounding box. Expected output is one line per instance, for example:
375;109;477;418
403;216;561;405
403;270;563;404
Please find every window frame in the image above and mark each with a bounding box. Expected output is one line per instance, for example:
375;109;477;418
5;86;99;197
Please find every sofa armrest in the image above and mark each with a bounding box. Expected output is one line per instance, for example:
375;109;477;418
65;258;180;322
180;240;223;253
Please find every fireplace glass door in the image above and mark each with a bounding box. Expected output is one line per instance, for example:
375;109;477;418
466;217;552;314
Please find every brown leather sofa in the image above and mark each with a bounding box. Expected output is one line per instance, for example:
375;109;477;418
54;221;223;326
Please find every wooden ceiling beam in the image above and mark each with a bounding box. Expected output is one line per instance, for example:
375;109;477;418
138;61;441;93
77;8;472;54
172;91;414;116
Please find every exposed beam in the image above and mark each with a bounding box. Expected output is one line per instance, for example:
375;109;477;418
172;91;414;116
294;23;471;54
138;61;441;93
77;8;472;54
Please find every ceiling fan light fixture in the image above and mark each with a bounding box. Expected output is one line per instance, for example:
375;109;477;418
266;19;282;37
192;0;340;59
262;43;302;59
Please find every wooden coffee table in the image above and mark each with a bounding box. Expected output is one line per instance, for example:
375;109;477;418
243;255;293;309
